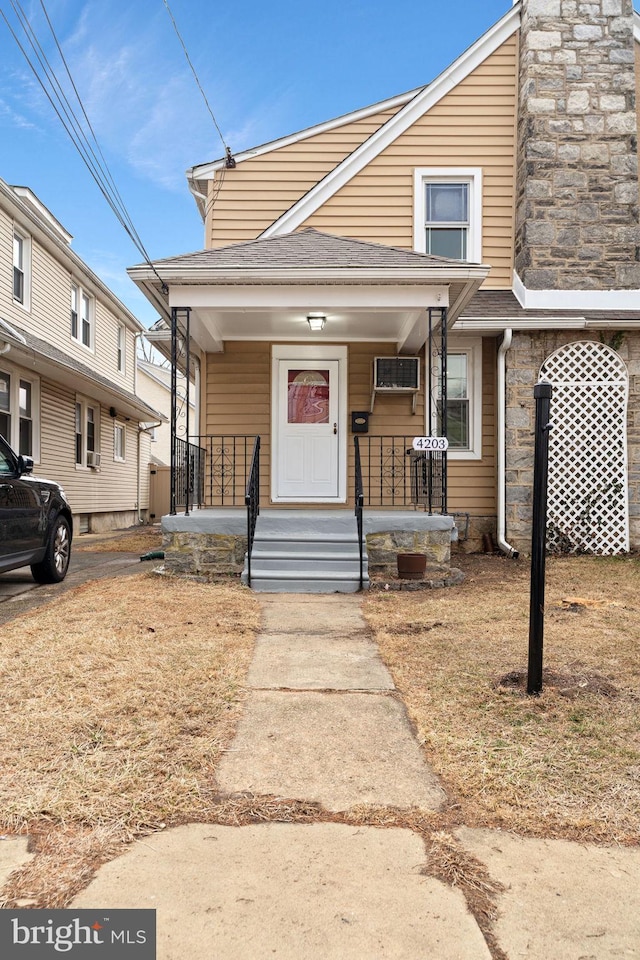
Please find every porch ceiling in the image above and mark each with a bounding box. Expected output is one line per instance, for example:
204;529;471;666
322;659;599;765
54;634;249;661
168;283;461;354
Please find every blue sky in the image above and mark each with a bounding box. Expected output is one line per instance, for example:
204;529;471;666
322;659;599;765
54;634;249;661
0;1;636;326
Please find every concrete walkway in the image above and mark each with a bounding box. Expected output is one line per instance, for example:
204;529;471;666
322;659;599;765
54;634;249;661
48;594;640;957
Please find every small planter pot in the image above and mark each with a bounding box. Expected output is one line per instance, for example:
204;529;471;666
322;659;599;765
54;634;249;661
397;552;427;580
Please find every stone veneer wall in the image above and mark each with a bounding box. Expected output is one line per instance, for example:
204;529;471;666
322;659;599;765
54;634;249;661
163;532;248;577
504;330;640;553
514;0;640;289
162;527;452;578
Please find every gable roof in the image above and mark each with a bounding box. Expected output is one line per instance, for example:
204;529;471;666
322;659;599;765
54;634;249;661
130;228;489;282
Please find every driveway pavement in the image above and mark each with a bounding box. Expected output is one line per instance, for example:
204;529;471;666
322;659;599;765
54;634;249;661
0;539;143;625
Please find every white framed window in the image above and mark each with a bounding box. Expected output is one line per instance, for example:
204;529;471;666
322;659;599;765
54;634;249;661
116;324;125;374
71;282;93;349
431;337;483;460
114;422;125;461
413;168;483;262
75;396;100;467
13;229;31;308
0;367;40;460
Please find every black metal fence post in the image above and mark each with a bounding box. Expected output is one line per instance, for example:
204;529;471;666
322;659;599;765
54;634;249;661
527;382;553;695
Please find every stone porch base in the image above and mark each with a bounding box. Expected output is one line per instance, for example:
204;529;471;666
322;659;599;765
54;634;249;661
161;509;454;580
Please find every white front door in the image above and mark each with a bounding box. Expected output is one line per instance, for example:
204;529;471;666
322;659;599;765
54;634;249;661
276;359;340;499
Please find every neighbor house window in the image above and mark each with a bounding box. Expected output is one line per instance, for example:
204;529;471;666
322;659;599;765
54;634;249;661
19;379;33;456
13;230;30;307
117;324;125;374
0;368;40;459
114;422;125;461
433;338;483;460
76;397;100;467
71;283;93;349
413;168;482;262
71;283;78;339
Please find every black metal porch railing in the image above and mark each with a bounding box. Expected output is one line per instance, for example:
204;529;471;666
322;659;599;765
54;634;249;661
354;436;365;590
244;436;261;587
197;435;259;506
173;437;206;512
356;435;447;514
171;434;446;514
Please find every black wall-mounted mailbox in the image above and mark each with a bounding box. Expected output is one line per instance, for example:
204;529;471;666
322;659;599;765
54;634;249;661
351;411;369;433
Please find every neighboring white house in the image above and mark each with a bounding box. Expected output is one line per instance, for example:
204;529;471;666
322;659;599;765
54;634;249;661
136;358;196;467
1;177;164;533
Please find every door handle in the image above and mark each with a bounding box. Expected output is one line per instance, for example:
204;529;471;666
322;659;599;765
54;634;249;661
333;422;337;435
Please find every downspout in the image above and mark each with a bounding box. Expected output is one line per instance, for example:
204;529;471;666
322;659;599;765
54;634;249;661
0;342;11;355
497;329;519;558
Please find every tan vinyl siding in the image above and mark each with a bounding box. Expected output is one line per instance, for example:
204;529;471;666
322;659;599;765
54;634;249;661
305;38;518;289
204;339;496;514
206;108;399;246
204;342;271;503
448;338;497;515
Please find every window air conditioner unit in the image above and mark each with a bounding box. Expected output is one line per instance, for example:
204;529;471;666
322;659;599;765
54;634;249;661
371;357;421;414
374;357;420;391
87;451;101;468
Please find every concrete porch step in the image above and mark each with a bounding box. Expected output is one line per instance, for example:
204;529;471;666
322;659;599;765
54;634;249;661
243;527;369;591
250;555;368;574
246;571;368;594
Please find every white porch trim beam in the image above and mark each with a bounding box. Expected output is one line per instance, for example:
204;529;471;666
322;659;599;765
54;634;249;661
168;284;450;310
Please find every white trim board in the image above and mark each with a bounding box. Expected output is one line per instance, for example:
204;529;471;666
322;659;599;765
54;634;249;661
513;271;640;311
187;90;422;180
261;5;520;239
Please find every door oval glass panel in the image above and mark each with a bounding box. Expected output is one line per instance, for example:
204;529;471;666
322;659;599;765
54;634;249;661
287;369;329;424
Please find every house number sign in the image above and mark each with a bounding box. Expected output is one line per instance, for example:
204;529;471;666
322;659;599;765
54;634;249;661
412;437;449;451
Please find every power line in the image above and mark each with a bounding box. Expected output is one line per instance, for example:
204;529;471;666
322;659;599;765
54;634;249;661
161;0;235;168
0;0;169;294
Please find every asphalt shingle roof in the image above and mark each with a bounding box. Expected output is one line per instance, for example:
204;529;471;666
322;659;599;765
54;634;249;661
142;228;469;272
462;289;640;323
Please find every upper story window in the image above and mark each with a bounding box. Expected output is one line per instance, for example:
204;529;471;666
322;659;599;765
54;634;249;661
117;324;125;374
71;282;93;349
0;368;40;460
12;230;31;308
413;168;482;263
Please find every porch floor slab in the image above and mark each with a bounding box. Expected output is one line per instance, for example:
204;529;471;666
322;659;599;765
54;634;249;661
162;508;453;536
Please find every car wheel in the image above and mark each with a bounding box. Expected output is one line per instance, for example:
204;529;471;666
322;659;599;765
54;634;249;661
31;515;72;584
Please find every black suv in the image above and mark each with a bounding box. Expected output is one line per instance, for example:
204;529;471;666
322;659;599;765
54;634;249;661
0;434;73;583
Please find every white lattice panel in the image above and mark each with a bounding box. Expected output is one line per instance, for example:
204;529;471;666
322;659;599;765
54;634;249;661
540;341;629;555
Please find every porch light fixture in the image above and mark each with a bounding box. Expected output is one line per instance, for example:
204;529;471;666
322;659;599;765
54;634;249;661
307;313;326;332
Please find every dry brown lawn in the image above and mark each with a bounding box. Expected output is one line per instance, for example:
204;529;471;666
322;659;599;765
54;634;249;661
74;526;164;555
364;552;640;845
1;551;638;911
0;573;260;906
